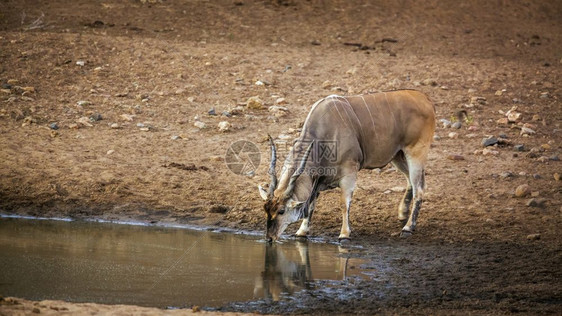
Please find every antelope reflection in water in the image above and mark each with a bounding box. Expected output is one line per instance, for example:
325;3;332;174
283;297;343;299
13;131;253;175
254;241;356;301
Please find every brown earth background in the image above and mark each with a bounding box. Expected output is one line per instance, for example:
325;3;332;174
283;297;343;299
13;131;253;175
0;0;561;315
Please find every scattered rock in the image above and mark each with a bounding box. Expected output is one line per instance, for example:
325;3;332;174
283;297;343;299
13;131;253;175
218;121;231;132
514;184;531;197
481;136;498;147
390;186;406;192
68;123;79;129
550;155;559;161
433;135;441;141
421;79;438;86
107;149;115;155
440;119;452;128
275;97;287;105
247;96;264;110
526;233;541;241
268;105;289;117
554;173;560;181
208;108;217;116
89;113;102;122
514;144;525;152
507;111;522;123
120;114;134;122
222;111;232;117
537;156;549;163
194;121;207;129
482;148;499;156
49;123;59;130
451;121;462;129
531;114;541;121
110;123;120;129
50;130;59;138
500;172;513;179
77;117;93;127
76;60;85;66
540;143;551;151
470;96;487;105
448;132;459;139
496;117;509;125
76;100;91;107
171;135;181;140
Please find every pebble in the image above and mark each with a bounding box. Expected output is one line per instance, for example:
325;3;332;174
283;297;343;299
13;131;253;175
448;132;459;139
514;144;525;152
76;60;85;66
481;136;498;147
68;123;79;129
107;150;115;155
247;96;264;110
540;143;551;150
514;184;531;197
500;172;513;179
447;154;465;161
482;148;499;156
49;123;59;130
222;111;232;117
554;173;560;181
433;135;441;141
171;135;181;140
89;113;102;122
496;117;509;125
110;123;120;129
422;79;438;86
507;111;522;123
275;97;287;105
208;108;217;116
77;117;93;127
531;114;541;121
467;125;479;131
526;233;541;241
440;119;451;128
451;121;462;129
218;121;231;132
550;155;560;161
470;96;487;104
76;100;91;107
120;114;134;122
390;186;406;192
194;121;207;129
537;156;549;163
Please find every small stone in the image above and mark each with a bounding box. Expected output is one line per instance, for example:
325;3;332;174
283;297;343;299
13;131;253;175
440;119;451;128
422;79;438;86
470;96;487;105
110;123;120;129
89;113;102;122
171;135;181;140
209;155;224;162
247;96;264;110
539;92;549;99
451;122;462;129
68;123;79;129
447;132;458;139
532;114;541;121
76;60;85;66
496;117;509;125
447;154;465;161
194;121;207;129
208;108;217;116
390;186;406;192
481;136;498;147
50;130;59;138
275;97;287;105
482;148;499;156
531;191;540;197
76;100;91;107
532;174;541;180
77;117;93;127
500;172;513;179
187;96;195;103
514;184;531;197
120;114;134;122
7;79;19;85
550;155;560;161
49;123;59;130
433;135;441;141
222;111;232;117
467;125;479;131
22;86;35;94
107;150;115;155
218;121;231;132
139;127;150;132
514;144;525;152
554;173;560;181
540;144;551;151
507;111;522;123
526;233;541;240
495;90;503;96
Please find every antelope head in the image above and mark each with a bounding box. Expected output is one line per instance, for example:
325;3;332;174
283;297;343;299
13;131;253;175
258;137;314;242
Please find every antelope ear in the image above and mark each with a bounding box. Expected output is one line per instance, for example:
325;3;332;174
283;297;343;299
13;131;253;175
287;199;305;210
258;184;269;201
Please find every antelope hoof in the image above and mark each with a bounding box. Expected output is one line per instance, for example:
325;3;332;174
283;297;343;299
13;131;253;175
400;230;413;238
338;237;351;243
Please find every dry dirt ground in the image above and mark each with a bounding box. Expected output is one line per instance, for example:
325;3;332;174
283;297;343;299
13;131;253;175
0;0;561;315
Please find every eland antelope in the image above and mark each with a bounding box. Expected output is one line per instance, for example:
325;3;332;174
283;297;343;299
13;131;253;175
258;90;435;242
